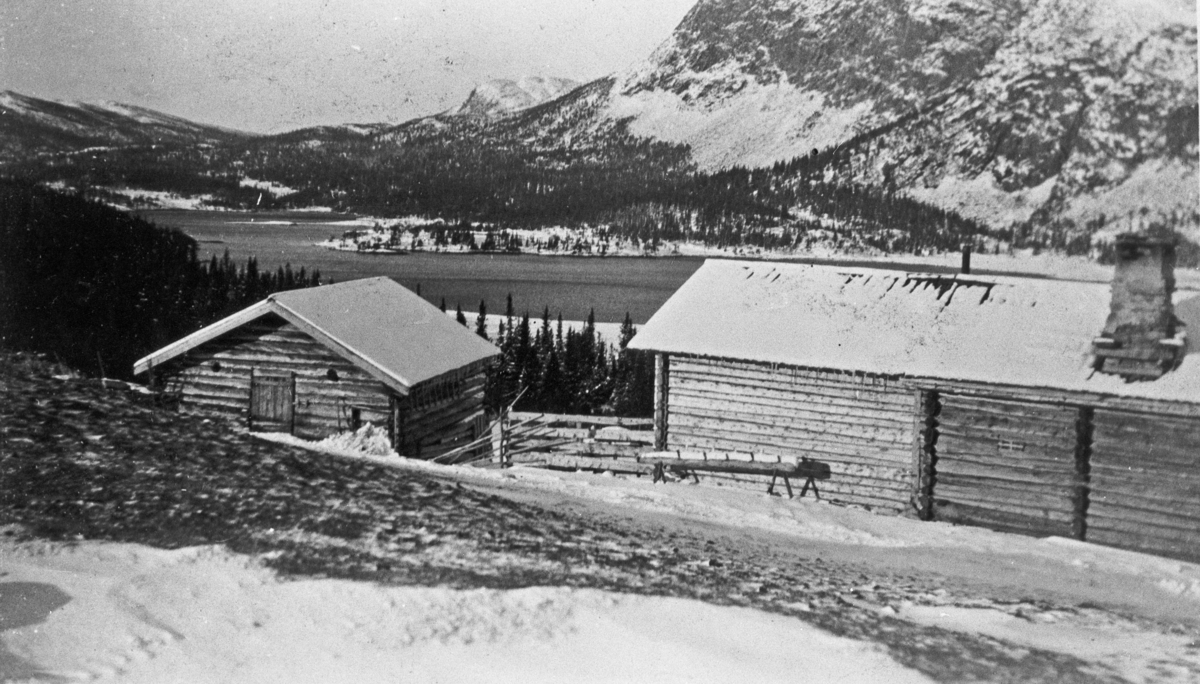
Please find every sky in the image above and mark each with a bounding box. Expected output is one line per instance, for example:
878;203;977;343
0;0;697;133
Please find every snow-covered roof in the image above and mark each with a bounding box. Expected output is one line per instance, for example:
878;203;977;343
134;277;499;393
629;260;1200;405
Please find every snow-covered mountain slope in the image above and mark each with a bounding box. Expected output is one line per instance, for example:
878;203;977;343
599;0;1198;232
0;91;246;159
453;76;582;117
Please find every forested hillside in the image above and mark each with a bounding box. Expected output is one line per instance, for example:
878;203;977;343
0;181;320;378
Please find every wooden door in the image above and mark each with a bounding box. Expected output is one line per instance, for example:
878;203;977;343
250;371;295;433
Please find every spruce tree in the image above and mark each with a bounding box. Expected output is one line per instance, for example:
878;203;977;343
475;300;489;341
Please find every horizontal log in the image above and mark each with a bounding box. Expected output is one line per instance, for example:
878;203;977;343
935;439;1077;470
672;413;912;449
1087;492;1200;524
934;414;1078;447
941;393;1079;417
932;503;1073;537
1088;463;1200;490
674;356;903;388
180;396;247;414
670;369;912;407
1090;440;1200;468
1086;502;1200;536
936;434;1076;467
671;403;912;444
671;360;910;394
402;405;485;441
1085;514;1200;544
1083;534;1200;564
669;430;911;467
509;412;655;427
670;388;912;429
934;473;1077;499
640;454;829;479
932;487;1075;516
1093;409;1200;436
934;459;1079;487
670;377;915;415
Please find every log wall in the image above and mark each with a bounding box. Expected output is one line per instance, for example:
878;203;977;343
394;362;490;460
159;315;393;439
931;395;1084;538
1088;409;1200;563
666;355;916;514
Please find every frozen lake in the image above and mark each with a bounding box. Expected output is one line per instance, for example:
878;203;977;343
138;210;702;324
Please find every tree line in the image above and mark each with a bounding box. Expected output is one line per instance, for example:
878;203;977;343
0;180;321;379
450;295;653;418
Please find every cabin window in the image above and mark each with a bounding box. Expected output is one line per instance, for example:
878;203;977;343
997;439;1025;452
211;361;223;372
327;369;340;381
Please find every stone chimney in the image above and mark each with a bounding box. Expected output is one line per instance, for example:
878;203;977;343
1092;233;1184;379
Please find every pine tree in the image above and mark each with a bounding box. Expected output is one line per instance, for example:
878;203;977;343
618;312;636;350
474;300;489;341
455;303;467;327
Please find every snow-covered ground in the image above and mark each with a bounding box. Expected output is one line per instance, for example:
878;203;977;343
4;423;1198;683
0;538;932;683
263;430;1200;683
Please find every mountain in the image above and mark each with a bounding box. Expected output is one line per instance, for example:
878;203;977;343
452;77;582;118
597;0;1198;236
0;91;248;161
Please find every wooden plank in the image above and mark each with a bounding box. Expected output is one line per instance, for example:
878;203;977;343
669;428;913;465
670;389;912;428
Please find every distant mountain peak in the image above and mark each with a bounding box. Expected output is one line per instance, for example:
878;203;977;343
452;76;581;117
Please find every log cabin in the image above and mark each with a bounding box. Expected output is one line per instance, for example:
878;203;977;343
133;277;500;459
629;235;1200;563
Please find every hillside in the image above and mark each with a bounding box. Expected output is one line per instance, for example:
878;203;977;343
0;91;247;161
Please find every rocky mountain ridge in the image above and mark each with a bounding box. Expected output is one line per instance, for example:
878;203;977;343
597;0;1198;237
452;76;582;117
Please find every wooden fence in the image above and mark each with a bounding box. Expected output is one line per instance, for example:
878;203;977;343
501;412;655;472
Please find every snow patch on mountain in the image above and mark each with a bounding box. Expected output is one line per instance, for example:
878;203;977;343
608;78;869;170
454;77;581;117
909;175;1058;229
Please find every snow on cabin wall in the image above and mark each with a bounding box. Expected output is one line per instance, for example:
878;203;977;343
665;355;918;515
159;315;393;439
